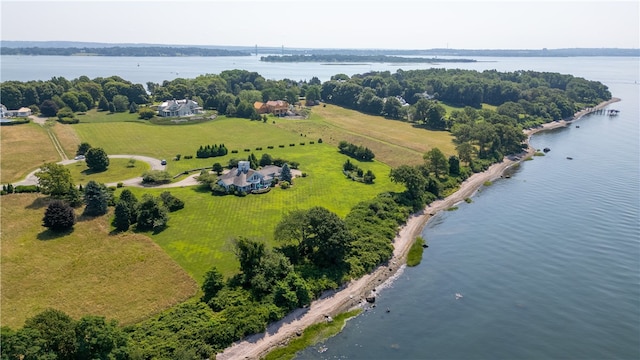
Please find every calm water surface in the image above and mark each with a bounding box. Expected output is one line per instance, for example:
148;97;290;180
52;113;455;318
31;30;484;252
2;54;638;360
296;60;640;359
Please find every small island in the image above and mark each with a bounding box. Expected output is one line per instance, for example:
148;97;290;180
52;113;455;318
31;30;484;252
260;54;476;63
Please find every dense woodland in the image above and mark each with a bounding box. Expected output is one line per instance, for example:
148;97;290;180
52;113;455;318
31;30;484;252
260;54;476;63
0;68;611;358
0;47;250;57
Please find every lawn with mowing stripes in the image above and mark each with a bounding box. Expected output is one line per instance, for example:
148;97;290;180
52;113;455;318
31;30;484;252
119;143;403;283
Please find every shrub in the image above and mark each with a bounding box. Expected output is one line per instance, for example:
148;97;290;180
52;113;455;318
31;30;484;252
136;194;169;231
301;172;308;177
175;154;181;161
14;185;39;193
280;181;290;189
267;146;274;149
57;117;79;124
300;142;305;145
289;144;295;147
138;107;156;120
231;150;239;154
318;138;323;143
279;145;285;148
184;155;193;159
142;170;172;184
116;182;124;188
256;147;262;151
244;149;251;152
309;141;315;144
159;191;185;212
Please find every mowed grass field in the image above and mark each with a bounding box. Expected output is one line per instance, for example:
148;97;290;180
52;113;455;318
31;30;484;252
121;142;403;283
0;193;198;329
0;123;60;183
66;158;150;185
278;104;456;167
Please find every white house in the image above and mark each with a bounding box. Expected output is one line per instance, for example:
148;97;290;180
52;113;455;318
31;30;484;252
157;99;202;117
0;104;31;118
217;161;282;192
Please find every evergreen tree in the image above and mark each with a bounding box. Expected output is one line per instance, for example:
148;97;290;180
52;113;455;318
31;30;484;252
113;202;131;231
43;200;76;232
136;194;169;231
119;189;138;224
83;181;109;216
98;95;109;111
280;163;292;183
85;147;110;172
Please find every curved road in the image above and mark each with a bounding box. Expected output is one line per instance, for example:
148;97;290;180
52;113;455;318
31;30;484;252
10;155;201;188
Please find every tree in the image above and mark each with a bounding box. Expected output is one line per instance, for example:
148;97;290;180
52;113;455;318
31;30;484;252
76;142;92;156
22;309;77;359
390;165;427;209
119;189;138;224
449;155;461;176
423;148;449;179
212;162;224;175
201;267;225;304
136;194;169;231
43;200;76;232
83;181;109;217
275;207;352;268
40;99;59;117
363;170;376;184
259;153;273;167
113;202;131;231
159;191;185;212
85;147;109;172
280;163;292;183
75;316;129;360
98;95;109;111
456;142;475;164
129;102;139;113
112;95;129;112
35;162;75;198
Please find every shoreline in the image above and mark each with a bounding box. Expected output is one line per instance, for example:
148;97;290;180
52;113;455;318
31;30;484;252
216;97;620;360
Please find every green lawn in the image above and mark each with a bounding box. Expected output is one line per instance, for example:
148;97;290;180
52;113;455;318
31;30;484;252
72;116;318;176
66;158;150;185
119;143;403;283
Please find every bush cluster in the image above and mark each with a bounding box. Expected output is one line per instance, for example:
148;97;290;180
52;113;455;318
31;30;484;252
338;141;375;161
196;144;228;158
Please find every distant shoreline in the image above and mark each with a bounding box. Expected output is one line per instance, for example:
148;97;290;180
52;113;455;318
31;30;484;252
217;97;621;360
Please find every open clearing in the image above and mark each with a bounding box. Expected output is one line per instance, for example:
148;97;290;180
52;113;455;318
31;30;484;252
0;123;60;183
0;193;198;328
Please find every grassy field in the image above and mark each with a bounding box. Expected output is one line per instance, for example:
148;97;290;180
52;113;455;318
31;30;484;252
66;158;150;185
278;104;456;167
49;119;82;158
0;123;60;183
0;193;198;329
121;143;403;282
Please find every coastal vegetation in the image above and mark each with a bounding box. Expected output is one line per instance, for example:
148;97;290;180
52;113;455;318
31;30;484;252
0;66;612;359
0;46;250;57
407;236;426;267
260;54;476;63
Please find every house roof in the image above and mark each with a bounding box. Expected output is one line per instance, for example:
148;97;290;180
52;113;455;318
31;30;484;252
266;100;288;108
218;165;282;188
254;101;265;110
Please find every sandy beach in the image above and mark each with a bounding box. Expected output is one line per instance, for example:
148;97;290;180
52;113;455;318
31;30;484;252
216;97;620;360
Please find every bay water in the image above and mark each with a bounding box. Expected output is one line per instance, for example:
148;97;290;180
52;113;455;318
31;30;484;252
1;54;638;359
296;63;640;359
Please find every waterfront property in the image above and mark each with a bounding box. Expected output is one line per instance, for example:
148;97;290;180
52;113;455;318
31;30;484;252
217;161;281;192
157;99;202;117
0;104;32;118
254;100;290;116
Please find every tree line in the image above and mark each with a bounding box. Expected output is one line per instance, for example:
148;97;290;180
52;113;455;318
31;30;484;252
1;46;250;56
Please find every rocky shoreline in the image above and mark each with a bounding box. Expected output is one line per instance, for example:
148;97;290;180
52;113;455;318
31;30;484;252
216;97;621;360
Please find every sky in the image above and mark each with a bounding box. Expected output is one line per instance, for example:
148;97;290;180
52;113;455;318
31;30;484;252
1;0;639;50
